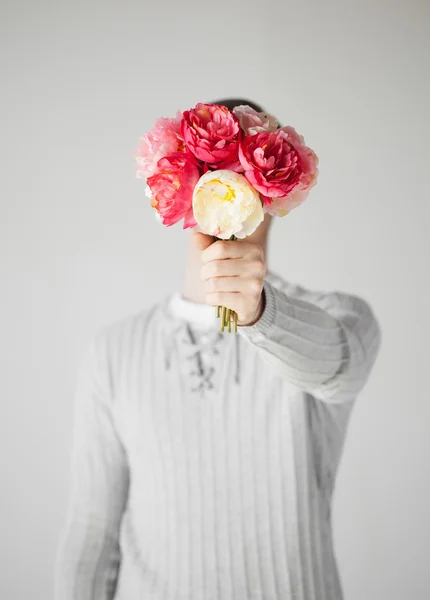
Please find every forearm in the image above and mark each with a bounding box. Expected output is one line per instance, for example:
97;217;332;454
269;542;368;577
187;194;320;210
239;279;381;402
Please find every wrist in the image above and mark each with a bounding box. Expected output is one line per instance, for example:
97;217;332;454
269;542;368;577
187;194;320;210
241;289;266;327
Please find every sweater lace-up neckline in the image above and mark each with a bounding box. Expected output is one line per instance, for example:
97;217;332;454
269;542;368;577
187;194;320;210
163;292;242;389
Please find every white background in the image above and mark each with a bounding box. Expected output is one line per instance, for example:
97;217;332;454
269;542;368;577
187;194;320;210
2;0;429;598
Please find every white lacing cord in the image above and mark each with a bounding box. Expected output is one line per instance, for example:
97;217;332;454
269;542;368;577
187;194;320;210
164;321;241;390
183;323;224;392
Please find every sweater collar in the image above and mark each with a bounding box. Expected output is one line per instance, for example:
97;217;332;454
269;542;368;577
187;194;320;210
167;291;218;328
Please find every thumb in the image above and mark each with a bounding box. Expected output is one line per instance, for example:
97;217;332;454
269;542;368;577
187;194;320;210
193;231;215;252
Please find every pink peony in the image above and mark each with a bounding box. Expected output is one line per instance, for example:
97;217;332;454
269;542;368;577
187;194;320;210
264;186;312;217
181;103;242;171
133;110;185;179
146;152;200;228
232;105;278;135
238;127;318;216
265;127;319;216
239;131;302;199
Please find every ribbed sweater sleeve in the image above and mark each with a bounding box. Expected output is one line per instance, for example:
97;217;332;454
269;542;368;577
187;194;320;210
239;279;381;403
55;335;129;600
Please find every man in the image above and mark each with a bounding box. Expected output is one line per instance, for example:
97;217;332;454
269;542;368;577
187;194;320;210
55;99;381;600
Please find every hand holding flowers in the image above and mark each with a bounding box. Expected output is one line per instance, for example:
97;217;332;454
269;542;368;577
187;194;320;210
194;233;267;329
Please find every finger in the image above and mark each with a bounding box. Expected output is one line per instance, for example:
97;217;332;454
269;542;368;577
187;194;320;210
201;239;262;264
205;291;244;314
206;284;262;308
201;257;251;281
193;232;215;252
201;257;267;282
205;275;252;294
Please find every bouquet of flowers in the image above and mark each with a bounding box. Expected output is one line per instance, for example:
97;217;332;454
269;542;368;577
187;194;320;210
133;102;319;332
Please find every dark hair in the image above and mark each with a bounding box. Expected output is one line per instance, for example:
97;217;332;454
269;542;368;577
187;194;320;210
208;97;264;113
208;97;281;128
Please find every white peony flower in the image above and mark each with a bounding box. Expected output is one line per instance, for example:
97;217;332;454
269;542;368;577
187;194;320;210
232;105;278;136
192;170;264;239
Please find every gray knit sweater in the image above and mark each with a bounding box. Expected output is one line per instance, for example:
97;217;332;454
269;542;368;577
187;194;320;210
55;270;381;600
